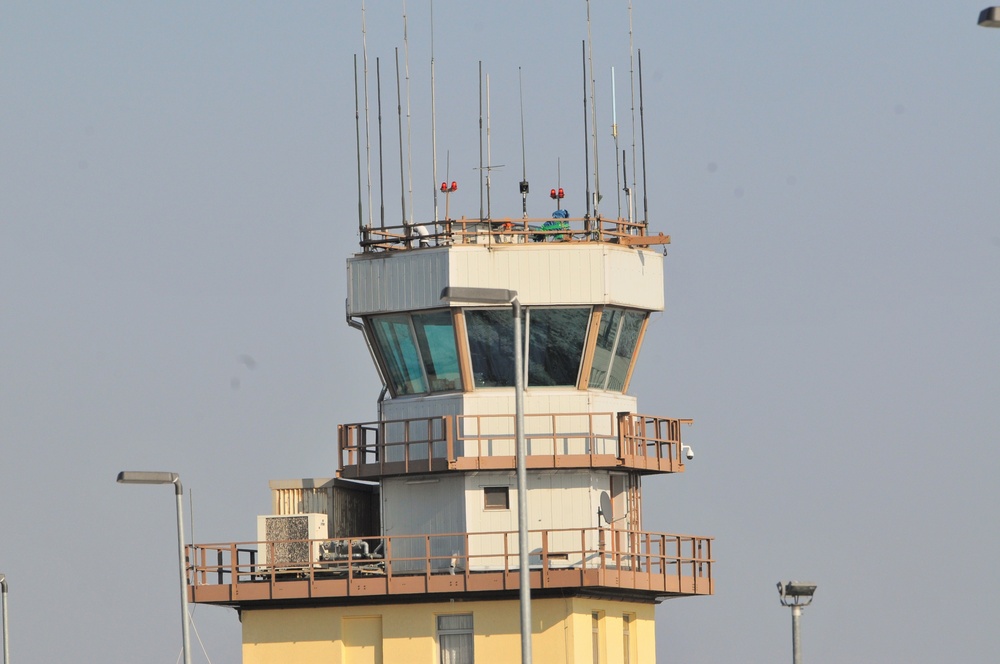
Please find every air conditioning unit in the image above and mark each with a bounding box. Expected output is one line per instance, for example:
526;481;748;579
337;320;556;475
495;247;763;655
257;513;328;567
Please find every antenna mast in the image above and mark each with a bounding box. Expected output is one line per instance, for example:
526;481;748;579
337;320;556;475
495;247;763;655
627;0;638;226
479;62;484;222
430;0;439;222
586;0;601;219
376;57;385;228
486;73;493;220
361;1;373;229
518;67;529;219
612;66;621;219
402;1;414;225
638;49;649;225
395;48;407;229
354;55;364;237
581;40;591;220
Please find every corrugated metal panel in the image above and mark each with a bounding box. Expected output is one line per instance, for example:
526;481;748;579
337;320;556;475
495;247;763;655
348;249;450;315
380;393;463;422
349;243;662;315
269;479;377;539
382;475;465;573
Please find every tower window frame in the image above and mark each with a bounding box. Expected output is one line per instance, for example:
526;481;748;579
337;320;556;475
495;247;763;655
437;613;474;664
483;486;510;510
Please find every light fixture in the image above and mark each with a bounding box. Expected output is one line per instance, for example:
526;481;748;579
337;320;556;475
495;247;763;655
979;7;1000;27
777;580;817;664
117;471;191;664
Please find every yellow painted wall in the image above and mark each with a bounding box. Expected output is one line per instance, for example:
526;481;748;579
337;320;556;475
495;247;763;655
242;596;656;664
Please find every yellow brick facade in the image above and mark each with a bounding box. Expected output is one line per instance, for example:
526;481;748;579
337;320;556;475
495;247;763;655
241;597;657;664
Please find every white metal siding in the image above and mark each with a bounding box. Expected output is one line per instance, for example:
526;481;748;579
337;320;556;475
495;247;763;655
347;244;663;315
348;249;450;315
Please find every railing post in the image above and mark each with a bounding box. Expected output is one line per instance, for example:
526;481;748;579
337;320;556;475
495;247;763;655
616;411;629;459
446;415;455;466
378;421;386;475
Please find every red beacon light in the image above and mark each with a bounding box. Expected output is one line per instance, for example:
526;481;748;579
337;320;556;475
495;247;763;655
550;187;565;200
441;181;458;193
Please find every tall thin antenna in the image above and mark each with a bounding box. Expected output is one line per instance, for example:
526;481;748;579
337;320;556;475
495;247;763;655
581;40;591;220
354;54;364;237
586;0;601;219
486;72;493;220
430;0;439;222
361;1;373;229
612;66;621;219
402;1;414;225
638;48;649;225
518;67;529;219
395;48;407;229
376;57;385;228
479;61;484;223
627;0;638;224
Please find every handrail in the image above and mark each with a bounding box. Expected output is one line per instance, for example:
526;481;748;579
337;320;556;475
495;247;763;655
188;527;713;601
359;215;669;252
337;412;690;477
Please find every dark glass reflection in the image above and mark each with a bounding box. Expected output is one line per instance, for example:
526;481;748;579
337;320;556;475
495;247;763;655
606;310;644;391
466;309;516;387
413;311;461;392
371;315;428;395
527;308;589;386
589;308;646;391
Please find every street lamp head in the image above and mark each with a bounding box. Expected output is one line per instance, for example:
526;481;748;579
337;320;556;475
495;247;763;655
777;580;817;607
980;7;1000;27
440;286;517;305
117;471;182;493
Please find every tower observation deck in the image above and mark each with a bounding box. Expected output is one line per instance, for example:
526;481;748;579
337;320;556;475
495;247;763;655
187;11;712;664
188;212;713;662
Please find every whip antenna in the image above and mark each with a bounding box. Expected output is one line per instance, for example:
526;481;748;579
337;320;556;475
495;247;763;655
394;48;407;229
361;1;373;229
519;67;529;219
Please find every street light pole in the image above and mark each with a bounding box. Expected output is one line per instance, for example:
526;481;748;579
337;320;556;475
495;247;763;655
117;471;192;664
511;296;531;664
1;574;9;664
440;286;531;664
777;581;816;664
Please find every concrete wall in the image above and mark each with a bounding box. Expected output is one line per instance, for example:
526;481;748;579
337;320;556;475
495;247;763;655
241;596;657;663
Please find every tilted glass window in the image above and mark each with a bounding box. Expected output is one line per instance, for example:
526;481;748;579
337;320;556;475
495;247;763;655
413;310;461;392
371;314;427;395
526;307;590;386
466;307;590;388
370;311;460;396
588;308;646;391
466;309;516;387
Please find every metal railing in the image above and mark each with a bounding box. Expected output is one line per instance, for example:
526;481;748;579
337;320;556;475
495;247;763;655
359;216;668;252
337;412;691;478
188;527;713;605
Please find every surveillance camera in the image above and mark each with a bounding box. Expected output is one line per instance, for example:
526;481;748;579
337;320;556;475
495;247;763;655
682;445;694;460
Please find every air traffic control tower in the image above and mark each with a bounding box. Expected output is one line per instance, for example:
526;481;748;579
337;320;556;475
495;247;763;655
189;210;714;663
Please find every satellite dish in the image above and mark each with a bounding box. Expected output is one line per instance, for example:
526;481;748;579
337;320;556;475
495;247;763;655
599;491;613;524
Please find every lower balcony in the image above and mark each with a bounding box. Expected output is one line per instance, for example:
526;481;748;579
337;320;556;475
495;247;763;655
338;412;692;479
188;528;713;607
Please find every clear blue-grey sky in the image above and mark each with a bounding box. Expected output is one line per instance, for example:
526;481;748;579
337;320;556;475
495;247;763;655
3;2;999;662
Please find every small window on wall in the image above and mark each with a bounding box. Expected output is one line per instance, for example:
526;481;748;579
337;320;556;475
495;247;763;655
369;310;461;396
623;613;635;664
588;308;646;391
438;614;474;664
483;486;509;510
